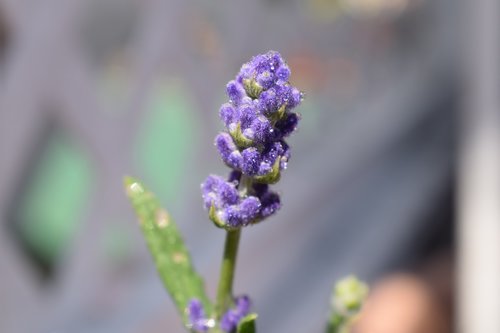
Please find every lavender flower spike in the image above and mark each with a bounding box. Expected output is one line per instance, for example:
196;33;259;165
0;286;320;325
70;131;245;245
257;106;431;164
202;51;302;230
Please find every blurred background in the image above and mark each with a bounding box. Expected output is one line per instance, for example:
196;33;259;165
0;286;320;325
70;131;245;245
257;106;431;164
0;0;498;332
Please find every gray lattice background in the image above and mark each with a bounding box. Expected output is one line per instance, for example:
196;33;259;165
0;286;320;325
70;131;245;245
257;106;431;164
0;0;458;332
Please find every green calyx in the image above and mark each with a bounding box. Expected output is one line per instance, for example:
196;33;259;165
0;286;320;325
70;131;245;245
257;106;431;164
243;78;263;99
209;204;227;229
230;122;254;148
253;158;281;184
268;104;287;124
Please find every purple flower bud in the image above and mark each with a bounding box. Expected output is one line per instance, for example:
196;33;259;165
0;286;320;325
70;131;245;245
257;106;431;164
237;197;261;225
201;175;239;210
235;295;252;315
226;80;246;105
217;195;262;228
220;310;240;332
290;87;303;107
216;133;242;170
249;115;272;143
238;103;258;129
259;190;281;218
202;174;264;228
257;88;279;115
256;70;274;90
276;64;291;81
219;103;238;127
242;148;261;175
216;132;236;159
260;141;289;173
220;295;252;332
275;112;299;138
252;183;281;218
187;299;210;332
237;51;286;88
228;170;242;184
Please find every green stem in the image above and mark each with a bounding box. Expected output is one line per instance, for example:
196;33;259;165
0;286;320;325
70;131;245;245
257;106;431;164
215;228;241;320
214;175;252;322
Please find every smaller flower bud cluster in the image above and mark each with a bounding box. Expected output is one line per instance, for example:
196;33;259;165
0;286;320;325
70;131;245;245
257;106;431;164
186;299;214;332
201;171;280;229
186;296;251;333
202;51;302;229
220;295;251;332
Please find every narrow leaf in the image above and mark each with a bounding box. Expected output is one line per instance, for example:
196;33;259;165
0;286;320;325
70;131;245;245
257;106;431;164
237;313;258;333
124;176;212;324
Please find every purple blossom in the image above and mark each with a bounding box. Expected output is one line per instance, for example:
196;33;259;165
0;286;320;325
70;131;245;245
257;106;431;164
217;139;290;178
252;183;281;218
241;148;261;175
257;188;281;218
219;196;261;227
235;295;251;314
201;175;239;210
220;295;252;332
276;64;291;81
187;299;211;332
219;103;238;127
226;80;248;105
275;112;300;139
237;51;287;89
202;175;262;228
216;133;243;170
223;51;303;146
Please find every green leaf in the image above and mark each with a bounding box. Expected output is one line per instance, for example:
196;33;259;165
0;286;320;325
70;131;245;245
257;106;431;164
237;313;258;333
124;176;212;324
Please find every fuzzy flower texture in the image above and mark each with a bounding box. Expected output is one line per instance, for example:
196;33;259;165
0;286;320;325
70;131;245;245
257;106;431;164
202;51;302;229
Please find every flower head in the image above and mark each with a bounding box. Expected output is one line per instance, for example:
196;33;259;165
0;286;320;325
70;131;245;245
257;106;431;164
202;51;301;229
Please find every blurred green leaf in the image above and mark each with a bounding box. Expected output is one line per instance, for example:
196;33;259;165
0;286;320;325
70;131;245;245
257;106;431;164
124;176;211;324
237;313;258;333
19;132;91;265
134;81;197;204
